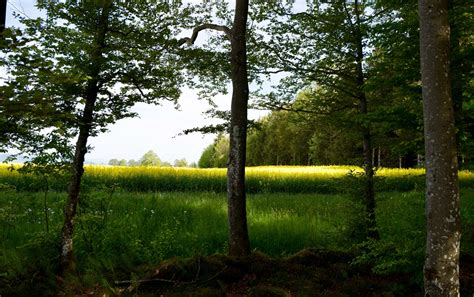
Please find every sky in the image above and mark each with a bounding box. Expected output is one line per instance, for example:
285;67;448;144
3;0;269;165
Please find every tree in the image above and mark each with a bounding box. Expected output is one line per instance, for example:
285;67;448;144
108;158;127;166
419;0;461;295
181;0;251;256
198;144;215;168
2;1;184;282
212;133;230;167
0;0;6;38
246;109;314;166
140;150;162;167
197;133;229;168
254;1;382;238
108;159;120;166
128;159;139;166
449;0;474;167
174;158;188;167
367;0;473;168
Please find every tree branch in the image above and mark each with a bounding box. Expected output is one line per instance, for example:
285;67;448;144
360;7;390;23
178;23;232;46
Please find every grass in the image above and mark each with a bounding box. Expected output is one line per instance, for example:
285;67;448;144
0;164;473;295
1;187;473;295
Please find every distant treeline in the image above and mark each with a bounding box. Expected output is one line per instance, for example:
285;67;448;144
199;94;474;169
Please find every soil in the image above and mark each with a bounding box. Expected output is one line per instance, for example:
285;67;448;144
94;249;474;297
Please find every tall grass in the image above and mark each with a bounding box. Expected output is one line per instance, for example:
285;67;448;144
1;188;473;295
1;164;473;193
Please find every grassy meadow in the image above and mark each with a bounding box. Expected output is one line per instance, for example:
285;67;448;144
0;164;473;295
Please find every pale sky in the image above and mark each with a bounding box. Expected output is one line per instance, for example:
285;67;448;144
4;0;269;164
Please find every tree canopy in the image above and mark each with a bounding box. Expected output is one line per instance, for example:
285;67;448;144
1;0;473;294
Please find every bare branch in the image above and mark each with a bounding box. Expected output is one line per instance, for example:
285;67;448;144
254;100;353;116
178;23;232;46
114;265;228;290
130;77;153;102
360;7;390;23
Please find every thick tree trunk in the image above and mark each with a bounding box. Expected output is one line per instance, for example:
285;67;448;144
58;3;110;279
419;0;461;296
227;0;250;257
354;0;378;240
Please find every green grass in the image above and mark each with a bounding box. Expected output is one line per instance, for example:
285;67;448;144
0;164;473;295
1;188;473;296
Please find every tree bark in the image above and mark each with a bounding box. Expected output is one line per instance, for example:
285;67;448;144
419;0;461;296
227;0;251;257
354;0;379;240
179;0;251;257
58;2;110;279
0;0;6;37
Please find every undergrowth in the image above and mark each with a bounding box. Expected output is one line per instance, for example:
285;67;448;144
0;187;473;295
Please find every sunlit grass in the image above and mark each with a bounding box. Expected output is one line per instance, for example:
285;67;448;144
1;189;473;278
1;185;473;295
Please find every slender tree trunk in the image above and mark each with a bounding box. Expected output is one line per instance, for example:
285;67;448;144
227;0;251;257
372;148;375;167
378;147;381;168
58;3;110;279
354;0;378;240
360;101;378;239
0;0;6;37
43;178;49;233
419;0;461;296
0;0;6;135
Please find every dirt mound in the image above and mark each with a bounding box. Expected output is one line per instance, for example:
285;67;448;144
111;249;427;296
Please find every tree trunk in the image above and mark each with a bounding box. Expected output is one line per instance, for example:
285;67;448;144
419;0;461;296
361;115;378;240
0;0;6;36
378;147;381;168
227;0;251;257
354;0;378;240
58;2;110;279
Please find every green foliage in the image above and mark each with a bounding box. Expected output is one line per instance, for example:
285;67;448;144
339;170;378;240
198;133;229;168
198;144;215;168
173;158;188;167
1;188;474;295
139;150;162;167
352;238;424;278
351;190;430;286
249;0;472;168
1;1;186;167
108;159;126;166
246;103;363;166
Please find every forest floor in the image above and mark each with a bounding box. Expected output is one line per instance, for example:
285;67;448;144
72;249;474;297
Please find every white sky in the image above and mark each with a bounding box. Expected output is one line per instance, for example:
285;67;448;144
4;0;269;164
